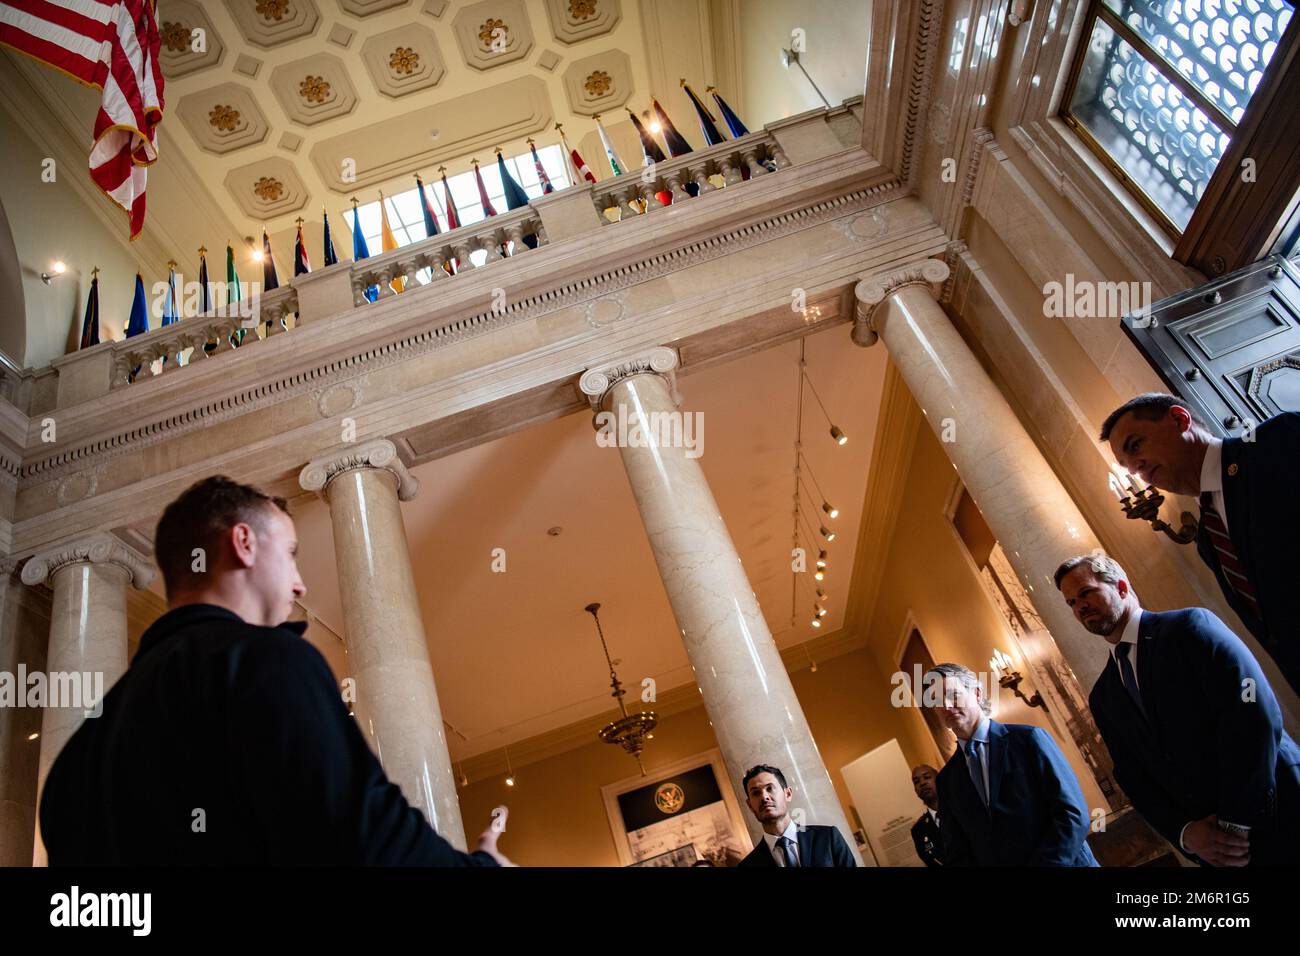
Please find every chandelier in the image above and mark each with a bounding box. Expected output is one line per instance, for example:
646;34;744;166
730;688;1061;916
585;602;657;775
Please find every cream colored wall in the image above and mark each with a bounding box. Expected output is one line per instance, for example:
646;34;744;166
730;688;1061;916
456;645;918;867
733;0;871;126
864;413;1110;813
0;106;146;368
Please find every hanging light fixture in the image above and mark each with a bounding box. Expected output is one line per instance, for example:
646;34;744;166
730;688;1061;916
586;603;658;776
503;744;515;787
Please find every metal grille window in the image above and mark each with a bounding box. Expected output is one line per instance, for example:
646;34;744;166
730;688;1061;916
1062;0;1294;235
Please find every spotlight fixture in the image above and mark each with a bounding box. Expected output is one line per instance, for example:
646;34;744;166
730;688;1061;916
810;616;822;628
815;606;828;619
822;501;839;518
816;588;827;599
800;362;847;447
819;525;835;542
503;745;516;787
814;568;825;581
40;260;67;284
816;550;827;569
505;774;515;787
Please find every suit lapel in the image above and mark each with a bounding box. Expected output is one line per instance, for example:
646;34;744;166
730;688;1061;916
1219;437;1259;590
797;826;812;867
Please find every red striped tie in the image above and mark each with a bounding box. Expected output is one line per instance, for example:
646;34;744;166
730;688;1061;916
1199;494;1263;618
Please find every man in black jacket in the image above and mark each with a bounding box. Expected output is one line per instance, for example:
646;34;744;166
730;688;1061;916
910;764;944;867
39;475;510;866
1102;394;1300;695
736;764;857;867
1055;553;1299;866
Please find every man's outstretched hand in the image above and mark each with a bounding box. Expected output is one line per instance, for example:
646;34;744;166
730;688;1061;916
475;806;517;866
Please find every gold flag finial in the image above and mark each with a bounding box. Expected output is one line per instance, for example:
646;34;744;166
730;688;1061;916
706;84;717;93
526;136;535;146
197;245;206;256
493;145;503;155
592;112;601;121
166;258;177;269
91;265;100;278
438;165;447;174
350;196;359;206
471;157;479;166
554;121;565;132
295;216;305;227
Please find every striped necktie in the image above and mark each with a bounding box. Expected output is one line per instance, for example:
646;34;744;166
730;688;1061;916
1199;494;1262;619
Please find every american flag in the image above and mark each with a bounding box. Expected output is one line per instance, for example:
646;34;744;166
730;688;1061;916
0;0;164;239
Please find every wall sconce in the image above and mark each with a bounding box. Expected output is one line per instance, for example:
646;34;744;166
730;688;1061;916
1108;468;1197;544
40;260;67;284
990;649;1046;711
1008;0;1033;26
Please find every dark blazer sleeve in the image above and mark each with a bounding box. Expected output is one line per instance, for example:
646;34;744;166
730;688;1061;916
1090;683;1190;853
827;826;858;867
936;774;975;867
1182;608;1284;829
1026;726;1093;866
229;632;497;866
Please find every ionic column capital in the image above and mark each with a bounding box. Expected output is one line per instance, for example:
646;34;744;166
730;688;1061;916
20;532;155;589
578;345;681;413
852;258;951;347
299;438;420;501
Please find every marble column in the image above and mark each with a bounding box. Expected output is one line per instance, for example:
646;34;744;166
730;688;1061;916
580;348;864;861
20;532;154;866
853;258;1108;688
299;439;466;850
0;559;49;866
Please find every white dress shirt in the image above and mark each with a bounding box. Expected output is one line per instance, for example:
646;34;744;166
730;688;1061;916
762;818;801;867
1200;438;1228;532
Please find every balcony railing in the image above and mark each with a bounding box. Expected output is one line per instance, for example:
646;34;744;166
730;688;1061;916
39;101;861;408
590;135;788;220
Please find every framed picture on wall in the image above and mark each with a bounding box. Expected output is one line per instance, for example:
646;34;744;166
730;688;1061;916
601;749;751;867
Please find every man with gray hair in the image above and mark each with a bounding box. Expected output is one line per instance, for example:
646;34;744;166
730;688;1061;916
1055;553;1299;866
923;662;1097;866
1100;392;1299;695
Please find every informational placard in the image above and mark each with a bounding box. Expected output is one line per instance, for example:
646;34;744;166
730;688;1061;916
841;738;928;867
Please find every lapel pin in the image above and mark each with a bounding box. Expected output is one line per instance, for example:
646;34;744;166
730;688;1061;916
1227;463;1239;476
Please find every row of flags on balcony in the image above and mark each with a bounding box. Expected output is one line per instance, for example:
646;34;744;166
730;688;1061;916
73;82;754;351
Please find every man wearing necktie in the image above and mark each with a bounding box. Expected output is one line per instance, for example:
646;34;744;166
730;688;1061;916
736;765;857;867
1056;553;1300;866
1102;393;1300;696
925;664;1098;866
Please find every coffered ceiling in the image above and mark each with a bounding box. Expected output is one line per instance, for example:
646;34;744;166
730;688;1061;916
147;0;708;264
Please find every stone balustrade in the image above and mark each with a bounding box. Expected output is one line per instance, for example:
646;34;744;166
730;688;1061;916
31;99;863;410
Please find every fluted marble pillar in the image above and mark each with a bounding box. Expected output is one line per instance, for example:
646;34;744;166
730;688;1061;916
20;532;154;866
299;439;466;850
581;348;863;860
853;259;1108;688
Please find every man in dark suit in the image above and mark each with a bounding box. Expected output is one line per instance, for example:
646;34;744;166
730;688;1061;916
39;475;512;866
1056;553;1300;866
1102;394;1300;695
736;764;857;867
924;663;1098;866
910;764;944;866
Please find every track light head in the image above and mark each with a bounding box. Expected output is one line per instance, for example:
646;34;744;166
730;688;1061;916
830;425;847;445
822;501;838;519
